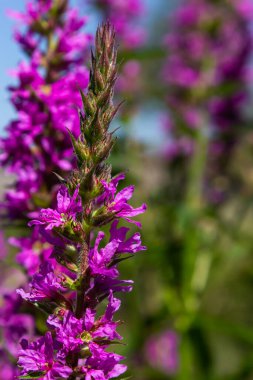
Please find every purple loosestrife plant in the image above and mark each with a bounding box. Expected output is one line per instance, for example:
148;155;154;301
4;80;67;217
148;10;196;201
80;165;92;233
0;0;92;276
154;2;252;376
0;0;92;375
1;0;92;223
162;0;252;203
17;23;146;379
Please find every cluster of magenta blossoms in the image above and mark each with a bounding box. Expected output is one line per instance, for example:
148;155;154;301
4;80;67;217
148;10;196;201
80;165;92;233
0;0;92;377
1;0;91;222
163;0;252;202
17;23;146;379
0;0;93;273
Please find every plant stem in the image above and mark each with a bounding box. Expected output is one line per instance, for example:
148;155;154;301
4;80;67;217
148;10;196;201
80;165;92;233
75;235;91;319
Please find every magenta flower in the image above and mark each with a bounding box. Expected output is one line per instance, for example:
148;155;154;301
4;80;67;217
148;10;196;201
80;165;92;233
56;186;82;216
109;220;146;254
29;207;64;231
108;186;146;227
101;173;147;227
0;287;34;357
82;343;127;380
9;229;52;275
47;311;86;355
0;349;18;380
0;314;34;357
89;223;146;279
18;332;72;379
93;291;122;341
29;186;82;230
89;232;119;278
47;292;122;358
0;290;36;377
17;263;66;303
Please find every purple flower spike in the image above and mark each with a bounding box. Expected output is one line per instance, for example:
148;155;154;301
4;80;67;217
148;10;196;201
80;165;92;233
1;0;93;377
162;0;252;204
15;23;146;379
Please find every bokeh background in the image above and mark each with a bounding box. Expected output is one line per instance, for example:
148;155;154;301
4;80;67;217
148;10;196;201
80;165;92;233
1;0;253;379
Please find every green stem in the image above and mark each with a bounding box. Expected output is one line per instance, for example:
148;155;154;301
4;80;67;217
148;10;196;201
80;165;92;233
175;114;213;379
182;114;209;302
68;234;91;376
186;117;209;209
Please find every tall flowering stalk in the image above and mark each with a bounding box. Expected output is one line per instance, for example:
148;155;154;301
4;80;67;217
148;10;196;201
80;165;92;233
163;0;252;203
1;0;92;226
138;1;252;377
0;0;92;376
17;23;146;379
0;0;92;276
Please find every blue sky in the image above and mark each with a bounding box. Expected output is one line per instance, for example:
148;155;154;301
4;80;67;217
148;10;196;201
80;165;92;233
0;1;24;132
0;0;175;145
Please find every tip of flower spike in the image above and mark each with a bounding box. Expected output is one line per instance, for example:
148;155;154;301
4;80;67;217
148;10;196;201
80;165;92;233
97;21;116;41
95;21;117;68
